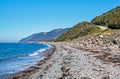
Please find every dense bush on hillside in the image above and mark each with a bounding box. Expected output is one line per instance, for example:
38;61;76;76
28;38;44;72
91;6;120;29
55;22;95;41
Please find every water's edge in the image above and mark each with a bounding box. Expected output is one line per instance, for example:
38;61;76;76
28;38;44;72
0;44;54;79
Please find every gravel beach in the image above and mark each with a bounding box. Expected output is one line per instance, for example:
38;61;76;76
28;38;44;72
28;43;120;79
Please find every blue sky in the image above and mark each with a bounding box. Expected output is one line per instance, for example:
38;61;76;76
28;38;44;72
0;0;120;42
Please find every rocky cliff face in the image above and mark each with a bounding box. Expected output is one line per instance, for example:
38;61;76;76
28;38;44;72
18;28;69;43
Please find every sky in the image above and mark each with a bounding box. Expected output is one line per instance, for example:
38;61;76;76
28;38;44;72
0;0;120;42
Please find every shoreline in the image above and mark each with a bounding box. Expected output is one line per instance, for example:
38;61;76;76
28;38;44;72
2;42;120;79
4;45;56;79
28;43;120;79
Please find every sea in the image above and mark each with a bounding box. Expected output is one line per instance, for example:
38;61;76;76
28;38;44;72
0;43;51;79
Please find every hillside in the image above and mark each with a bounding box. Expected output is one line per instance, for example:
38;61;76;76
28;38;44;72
68;29;120;48
55;6;120;42
55;22;100;41
18;28;69;43
91;6;120;29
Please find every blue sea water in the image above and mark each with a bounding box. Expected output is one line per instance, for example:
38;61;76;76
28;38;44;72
0;43;51;77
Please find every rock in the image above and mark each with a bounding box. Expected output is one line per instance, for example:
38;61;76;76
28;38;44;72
81;77;91;79
99;35;104;38
98;41;103;46
112;40;118;45
102;76;110;79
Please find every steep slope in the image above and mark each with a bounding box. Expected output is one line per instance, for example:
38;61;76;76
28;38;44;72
18;28;69;43
91;6;120;29
55;22;98;41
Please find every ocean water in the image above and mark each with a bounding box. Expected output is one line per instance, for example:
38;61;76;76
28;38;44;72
0;43;51;77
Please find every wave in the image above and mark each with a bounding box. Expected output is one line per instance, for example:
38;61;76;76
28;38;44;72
28;48;46;56
42;44;52;48
29;44;52;57
28;51;38;56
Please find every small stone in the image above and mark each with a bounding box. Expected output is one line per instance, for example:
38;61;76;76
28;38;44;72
102;76;110;79
98;41;103;46
112;40;118;44
81;77;91;79
119;45;120;48
99;35;104;38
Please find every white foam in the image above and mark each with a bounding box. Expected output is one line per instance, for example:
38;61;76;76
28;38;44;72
28;44;52;57
29;51;38;56
28;48;46;57
37;49;46;52
46;44;52;48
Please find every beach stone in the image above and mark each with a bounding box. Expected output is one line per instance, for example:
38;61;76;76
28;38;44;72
98;41;103;46
99;34;104;38
112;40;118;45
102;76;110;79
81;77;91;79
119;45;120;48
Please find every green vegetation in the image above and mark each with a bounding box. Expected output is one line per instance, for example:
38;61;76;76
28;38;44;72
55;22;96;41
91;6;120;29
89;27;104;34
55;6;120;42
103;29;120;33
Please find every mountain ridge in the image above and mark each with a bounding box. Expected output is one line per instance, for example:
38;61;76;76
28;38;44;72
18;28;69;43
